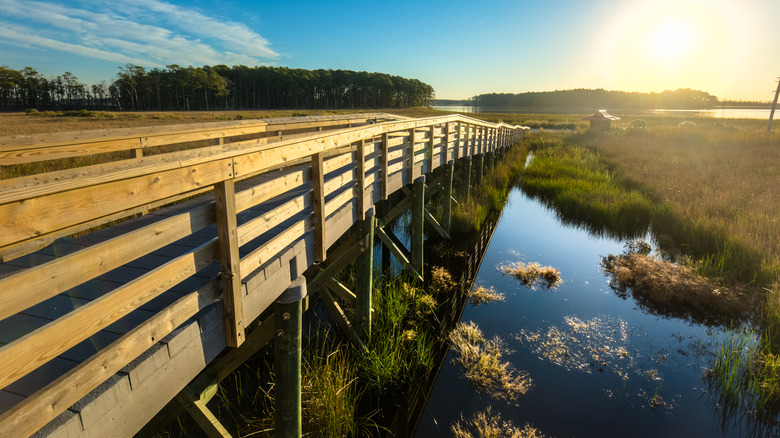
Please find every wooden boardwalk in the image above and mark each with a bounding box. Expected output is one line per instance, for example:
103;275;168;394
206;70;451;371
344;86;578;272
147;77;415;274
0;113;527;437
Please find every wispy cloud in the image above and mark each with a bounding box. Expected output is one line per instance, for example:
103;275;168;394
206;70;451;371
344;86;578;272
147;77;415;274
0;0;278;67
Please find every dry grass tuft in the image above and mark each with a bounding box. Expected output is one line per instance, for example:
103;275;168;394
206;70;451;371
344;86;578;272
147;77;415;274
430;265;458;295
451;407;546;438
601;251;751;325
500;262;562;289
469;286;505;306
449;322;531;401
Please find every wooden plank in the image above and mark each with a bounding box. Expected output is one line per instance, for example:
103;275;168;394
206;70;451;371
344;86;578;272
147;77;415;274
0;202;215;321
356;140;366;221
237;193;311;246
311;153;326;261
214;180;244;348
319;288;361;346
0;158;232;248
326;278;357;309
239;218;311;275
176;392;233;438
0;239;219;391
323;151;354;174
424;208;451;239
381;132;389;200
0;280;219;438
324;186;356;219
233;166;309;213
323;166;357;197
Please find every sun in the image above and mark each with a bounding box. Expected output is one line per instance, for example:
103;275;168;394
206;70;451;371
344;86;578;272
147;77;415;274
644;19;699;64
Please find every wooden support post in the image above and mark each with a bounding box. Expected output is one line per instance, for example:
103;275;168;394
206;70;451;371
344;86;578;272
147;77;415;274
443;160;454;233
381;132;390;200
356;140;366;221
476;153;484;185
464;125;471;158
311;153;326;261
464;156;472;199
355;208;375;341
428;125;436;171
442;122;450;165
274;276;307;438
132;137;147;159
411;176;425;278
488;151;495;173
377;200;392;273
215;179;244;348
408;128;417;181
455;122;462;160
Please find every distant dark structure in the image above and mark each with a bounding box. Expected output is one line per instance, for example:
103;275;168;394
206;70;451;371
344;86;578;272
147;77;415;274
583;110;620;130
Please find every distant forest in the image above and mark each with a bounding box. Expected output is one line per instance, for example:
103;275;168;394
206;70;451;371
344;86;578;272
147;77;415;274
474;88;727;109
0;64;435;112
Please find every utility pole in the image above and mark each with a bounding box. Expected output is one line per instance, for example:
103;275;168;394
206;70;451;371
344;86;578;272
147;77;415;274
769;77;780;133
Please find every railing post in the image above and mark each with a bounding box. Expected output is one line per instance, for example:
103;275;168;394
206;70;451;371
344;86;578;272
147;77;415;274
443;160;454;233
274;276;307;438
411;176;425;278
408;128;417;181
442;122;450;165
356;140;366;221
455;122;462;161
312;153;326;261
381;132;390;201
428;125;436;171
355;208;375;341
215;178;245;348
463;124;470;159
464;156;472;199
475;153;484;185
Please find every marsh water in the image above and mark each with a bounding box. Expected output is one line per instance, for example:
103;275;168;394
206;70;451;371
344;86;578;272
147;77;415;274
431;105;776;120
413;187;752;437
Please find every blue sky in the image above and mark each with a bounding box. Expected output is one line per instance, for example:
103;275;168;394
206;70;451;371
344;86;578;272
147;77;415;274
1;0;778;101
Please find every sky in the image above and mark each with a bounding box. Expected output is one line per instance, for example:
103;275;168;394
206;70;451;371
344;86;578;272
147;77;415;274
0;0;778;102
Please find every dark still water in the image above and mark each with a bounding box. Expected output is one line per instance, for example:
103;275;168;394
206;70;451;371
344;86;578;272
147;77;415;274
415;188;748;438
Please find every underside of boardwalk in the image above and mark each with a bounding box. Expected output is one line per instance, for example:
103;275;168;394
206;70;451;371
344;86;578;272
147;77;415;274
0;113;527;437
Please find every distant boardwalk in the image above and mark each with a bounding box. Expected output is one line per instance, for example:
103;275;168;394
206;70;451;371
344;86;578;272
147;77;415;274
0;113;527;437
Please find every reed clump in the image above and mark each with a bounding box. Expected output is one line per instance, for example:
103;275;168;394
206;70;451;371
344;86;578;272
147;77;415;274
451;407;546;438
469;285;505;305
449;322;531;401
601;242;752;326
500;262;561;289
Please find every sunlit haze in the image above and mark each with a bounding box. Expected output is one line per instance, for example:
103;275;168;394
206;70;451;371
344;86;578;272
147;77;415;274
0;0;777;101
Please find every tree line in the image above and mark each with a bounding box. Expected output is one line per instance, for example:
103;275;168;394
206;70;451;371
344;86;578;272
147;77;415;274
473;88;722;110
0;64;435;112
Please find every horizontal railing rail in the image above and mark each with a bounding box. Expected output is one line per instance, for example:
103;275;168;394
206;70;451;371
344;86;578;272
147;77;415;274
0;113;527;437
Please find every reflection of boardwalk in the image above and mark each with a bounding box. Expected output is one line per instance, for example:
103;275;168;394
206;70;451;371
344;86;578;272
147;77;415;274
0;114;526;437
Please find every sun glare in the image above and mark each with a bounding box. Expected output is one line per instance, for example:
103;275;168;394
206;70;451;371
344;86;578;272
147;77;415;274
644;19;698;64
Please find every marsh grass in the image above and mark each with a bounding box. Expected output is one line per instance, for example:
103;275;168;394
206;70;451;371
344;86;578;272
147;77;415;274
601;243;752;326
469;285;505;305
449;322;531;401
450;141;529;234
500;262;561;289
451;407;546;438
359;277;437;392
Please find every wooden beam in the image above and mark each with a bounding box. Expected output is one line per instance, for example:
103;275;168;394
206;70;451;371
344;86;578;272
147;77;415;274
375;226;422;282
424;208;450;240
0;239;220;391
381;132;390;200
215;179;244;348
176;388;233;438
356;140;366;221
311;153;326;261
408;128;416;181
0;280;219;438
320;288;361;346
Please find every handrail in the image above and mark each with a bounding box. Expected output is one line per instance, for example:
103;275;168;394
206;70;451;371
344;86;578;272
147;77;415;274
0;113;528;437
0;113;405;166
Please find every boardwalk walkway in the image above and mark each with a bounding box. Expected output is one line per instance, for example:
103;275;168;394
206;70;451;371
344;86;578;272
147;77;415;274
0;113;527;437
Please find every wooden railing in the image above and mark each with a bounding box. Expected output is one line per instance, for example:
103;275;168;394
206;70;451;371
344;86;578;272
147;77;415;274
0;113;527;437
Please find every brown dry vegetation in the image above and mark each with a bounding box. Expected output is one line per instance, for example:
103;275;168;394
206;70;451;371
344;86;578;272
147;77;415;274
449;322;531;401
601;251;752;325
500;262;562;289
451;407;546;438
469;286;505;305
583;117;780;285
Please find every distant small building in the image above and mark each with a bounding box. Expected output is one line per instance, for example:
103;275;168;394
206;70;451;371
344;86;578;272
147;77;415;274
583;110;620;130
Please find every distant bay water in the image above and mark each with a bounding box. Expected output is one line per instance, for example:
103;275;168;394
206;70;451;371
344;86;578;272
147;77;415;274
431;106;775;120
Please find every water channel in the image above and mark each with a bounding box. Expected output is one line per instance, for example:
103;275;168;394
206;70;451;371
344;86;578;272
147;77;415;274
414;185;753;437
431;105;776;120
